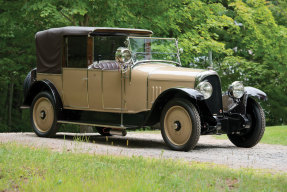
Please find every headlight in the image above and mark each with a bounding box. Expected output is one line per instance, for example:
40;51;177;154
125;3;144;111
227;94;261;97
115;47;132;63
228;81;244;99
196;81;213;99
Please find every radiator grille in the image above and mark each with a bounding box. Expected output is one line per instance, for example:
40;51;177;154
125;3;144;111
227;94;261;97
202;75;223;116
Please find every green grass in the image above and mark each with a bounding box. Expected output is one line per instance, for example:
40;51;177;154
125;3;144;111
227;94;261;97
0;143;286;191
214;125;287;145
261;126;287;145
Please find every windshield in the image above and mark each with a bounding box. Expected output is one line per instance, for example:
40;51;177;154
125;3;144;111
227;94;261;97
128;37;180;65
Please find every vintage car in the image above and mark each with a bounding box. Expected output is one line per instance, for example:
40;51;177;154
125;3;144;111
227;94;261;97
22;26;267;151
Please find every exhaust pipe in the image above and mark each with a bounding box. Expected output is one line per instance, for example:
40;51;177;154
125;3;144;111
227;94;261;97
109;129;127;136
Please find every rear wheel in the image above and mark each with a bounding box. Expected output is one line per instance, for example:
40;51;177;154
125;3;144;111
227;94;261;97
31;91;59;137
161;98;201;151
228;98;265;148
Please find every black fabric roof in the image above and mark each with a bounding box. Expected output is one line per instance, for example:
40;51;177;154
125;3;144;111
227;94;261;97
36;26;152;74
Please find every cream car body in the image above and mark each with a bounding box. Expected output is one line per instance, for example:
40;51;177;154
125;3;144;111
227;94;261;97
23;27;267;151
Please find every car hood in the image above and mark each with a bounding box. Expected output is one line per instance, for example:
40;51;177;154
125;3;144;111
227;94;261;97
133;63;207;82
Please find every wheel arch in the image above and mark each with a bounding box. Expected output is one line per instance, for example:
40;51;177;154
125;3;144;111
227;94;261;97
23;80;63;110
144;88;204;126
244;87;267;101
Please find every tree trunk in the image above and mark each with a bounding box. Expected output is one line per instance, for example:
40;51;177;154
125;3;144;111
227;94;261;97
8;82;14;128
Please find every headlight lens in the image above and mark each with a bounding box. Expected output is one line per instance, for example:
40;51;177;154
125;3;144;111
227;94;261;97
115;47;132;63
228;81;244;99
196;81;213;99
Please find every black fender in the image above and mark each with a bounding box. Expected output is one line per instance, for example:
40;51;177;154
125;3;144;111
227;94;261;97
144;88;204;126
223;86;267;115
23;79;63;110
244;87;267;101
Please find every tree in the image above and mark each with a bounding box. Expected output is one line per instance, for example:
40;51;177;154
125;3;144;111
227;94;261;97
0;0;286;132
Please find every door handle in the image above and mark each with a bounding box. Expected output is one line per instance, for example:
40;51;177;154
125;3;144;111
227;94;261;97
82;77;88;81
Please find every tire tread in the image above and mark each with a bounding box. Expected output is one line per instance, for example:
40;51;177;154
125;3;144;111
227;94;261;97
228;98;265;148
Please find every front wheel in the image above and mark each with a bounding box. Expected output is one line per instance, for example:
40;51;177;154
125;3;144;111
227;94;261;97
160;98;201;151
31;91;59;137
228;98;265;148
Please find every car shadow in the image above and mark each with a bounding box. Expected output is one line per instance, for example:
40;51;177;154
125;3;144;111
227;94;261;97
54;133;168;150
195;144;235;150
51;132;235;151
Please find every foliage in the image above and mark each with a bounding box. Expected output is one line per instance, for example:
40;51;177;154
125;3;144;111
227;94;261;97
268;0;287;26
0;0;286;132
0;143;286;191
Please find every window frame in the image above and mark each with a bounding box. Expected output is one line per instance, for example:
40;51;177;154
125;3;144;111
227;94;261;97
62;35;90;69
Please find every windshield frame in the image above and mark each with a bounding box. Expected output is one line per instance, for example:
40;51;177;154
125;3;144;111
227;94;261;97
127;36;181;67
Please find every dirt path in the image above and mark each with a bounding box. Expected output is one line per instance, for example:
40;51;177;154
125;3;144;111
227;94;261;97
1;132;286;172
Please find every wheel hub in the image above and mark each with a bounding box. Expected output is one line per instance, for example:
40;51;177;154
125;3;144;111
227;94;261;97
40;110;46;119
173;121;181;131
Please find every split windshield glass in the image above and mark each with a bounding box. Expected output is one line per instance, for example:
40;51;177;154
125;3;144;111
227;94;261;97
128;37;180;65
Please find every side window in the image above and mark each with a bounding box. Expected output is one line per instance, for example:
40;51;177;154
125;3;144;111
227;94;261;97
94;36;126;62
65;36;87;68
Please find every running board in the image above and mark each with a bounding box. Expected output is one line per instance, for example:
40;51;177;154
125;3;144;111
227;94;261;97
57;120;127;129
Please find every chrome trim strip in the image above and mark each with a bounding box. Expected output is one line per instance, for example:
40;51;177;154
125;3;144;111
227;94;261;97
58;120;127;129
102;107;122;110
62;106;149;113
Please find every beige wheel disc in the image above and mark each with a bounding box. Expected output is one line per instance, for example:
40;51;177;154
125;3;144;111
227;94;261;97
33;97;54;133
164;106;192;146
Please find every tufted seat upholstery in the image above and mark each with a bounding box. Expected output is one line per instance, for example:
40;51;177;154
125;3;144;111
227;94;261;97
88;60;119;70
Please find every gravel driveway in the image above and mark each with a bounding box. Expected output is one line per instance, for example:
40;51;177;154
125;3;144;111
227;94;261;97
1;132;286;172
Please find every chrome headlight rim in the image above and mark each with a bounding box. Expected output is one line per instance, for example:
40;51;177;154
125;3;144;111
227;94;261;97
115;47;132;64
196;81;213;99
228;81;244;99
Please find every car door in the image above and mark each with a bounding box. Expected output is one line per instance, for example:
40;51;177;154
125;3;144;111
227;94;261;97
88;35;126;111
101;70;122;110
62;36;89;108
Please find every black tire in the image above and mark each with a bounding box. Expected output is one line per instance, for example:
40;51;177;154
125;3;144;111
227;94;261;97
160;98;201;151
31;91;59;137
23;68;36;97
227;98;265;148
23;71;31;97
96;127;111;136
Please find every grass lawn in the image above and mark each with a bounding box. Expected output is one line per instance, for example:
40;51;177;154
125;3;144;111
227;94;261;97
0;143;286;192
214;125;287;145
